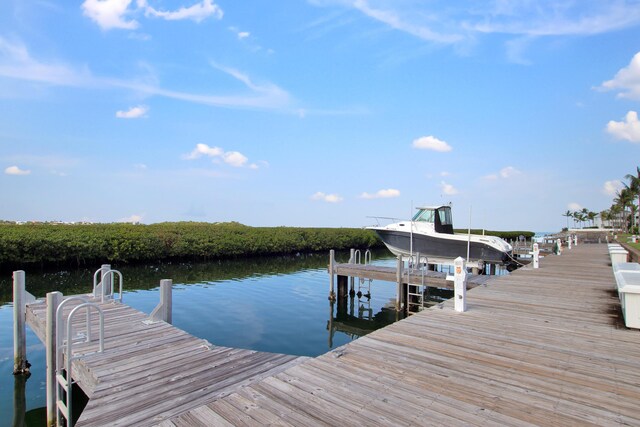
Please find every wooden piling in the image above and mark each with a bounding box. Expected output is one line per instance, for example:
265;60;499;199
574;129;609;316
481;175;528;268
149;279;173;324
46;291;62;427
13;270;28;375
337;275;348;300
396;256;403;310
329;250;336;301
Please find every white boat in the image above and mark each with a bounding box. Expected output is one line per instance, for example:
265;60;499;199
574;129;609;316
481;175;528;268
368;205;516;270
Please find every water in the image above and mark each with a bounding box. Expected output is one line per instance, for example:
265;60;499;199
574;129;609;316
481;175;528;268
1;249;452;425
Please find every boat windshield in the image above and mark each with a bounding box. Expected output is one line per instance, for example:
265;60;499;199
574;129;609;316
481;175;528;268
412;208;435;223
438;207;453;226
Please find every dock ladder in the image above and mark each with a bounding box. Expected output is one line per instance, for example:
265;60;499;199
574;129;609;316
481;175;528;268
406;254;429;314
55;297;105;426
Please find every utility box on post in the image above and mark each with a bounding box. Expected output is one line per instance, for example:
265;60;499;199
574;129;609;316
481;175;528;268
454;257;467;312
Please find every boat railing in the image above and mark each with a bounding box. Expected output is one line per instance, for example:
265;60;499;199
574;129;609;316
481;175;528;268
366;216;403;227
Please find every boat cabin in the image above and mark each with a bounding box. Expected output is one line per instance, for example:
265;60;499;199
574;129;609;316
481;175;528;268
412;205;454;234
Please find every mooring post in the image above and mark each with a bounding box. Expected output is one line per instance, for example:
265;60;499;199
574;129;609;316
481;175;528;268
567;235;572;250
555;238;562;255
102;264;113;298
349;249;355;294
574;235;578;246
532;243;540;269
149;280;173;324
396;255;403;310
13;373;28;427
454;257;467;312
13;271;29;375
46;291;62;427
329;250;336;301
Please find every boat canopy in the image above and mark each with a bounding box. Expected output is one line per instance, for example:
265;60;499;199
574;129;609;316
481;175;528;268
412;205;453;234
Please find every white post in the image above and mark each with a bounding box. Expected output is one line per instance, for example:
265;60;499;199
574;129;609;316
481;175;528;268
532;243;539;269
160;279;172;324
46;291;62;427
102;264;112;299
13;271;28;375
556;238;562;255
454;257;467;312
574;235;578;246
567;235;572;249
149;280;173;323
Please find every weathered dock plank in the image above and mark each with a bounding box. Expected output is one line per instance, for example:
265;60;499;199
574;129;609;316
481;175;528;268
25;295;308;426
333;263;490;289
173;244;640;426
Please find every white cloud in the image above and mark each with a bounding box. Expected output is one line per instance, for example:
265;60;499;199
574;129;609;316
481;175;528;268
440;171;451;177
603;180;624;196
5;165;31;175
238;31;250;39
0;38;293;112
440;181;458;195
116;105;149;118
359;189;400;199
82;0;139;30
412;136;452;152
141;0;223;22
120;214;143;223
499;166;521;178
184;143;224;160
483;166;521;180
351;0;462;44
183;143;256;168
311;192;343;203
599;52;640;100
606;111;640;143
568;202;583;211
82;0;223;30
222;151;248;168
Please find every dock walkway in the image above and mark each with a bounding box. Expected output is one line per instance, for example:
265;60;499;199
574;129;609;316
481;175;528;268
25;297;306;426
167;244;640;426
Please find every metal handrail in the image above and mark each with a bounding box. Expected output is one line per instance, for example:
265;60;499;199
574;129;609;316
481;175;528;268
101;270;124;303
92;268;124;303
58;303;104;426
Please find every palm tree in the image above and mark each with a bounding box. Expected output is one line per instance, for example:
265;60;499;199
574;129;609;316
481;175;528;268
587;211;597;228
624;166;639;232
562;210;572;229
615;188;634;232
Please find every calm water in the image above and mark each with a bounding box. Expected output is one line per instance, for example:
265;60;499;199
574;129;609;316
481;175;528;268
0;249;453;425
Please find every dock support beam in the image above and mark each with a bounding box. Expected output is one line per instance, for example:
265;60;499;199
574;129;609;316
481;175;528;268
454;257;467;312
349;249;355;295
46;291;62;427
13;270;29;375
329;250;336;301
149;279;173;324
396;256;403;310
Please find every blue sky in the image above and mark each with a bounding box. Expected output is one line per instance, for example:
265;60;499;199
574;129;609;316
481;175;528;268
1;0;639;231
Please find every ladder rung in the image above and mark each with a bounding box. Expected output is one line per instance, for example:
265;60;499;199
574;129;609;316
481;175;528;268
56;373;69;390
56;400;69;417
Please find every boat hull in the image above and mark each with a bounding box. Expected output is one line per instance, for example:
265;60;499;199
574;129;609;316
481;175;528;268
373;229;512;266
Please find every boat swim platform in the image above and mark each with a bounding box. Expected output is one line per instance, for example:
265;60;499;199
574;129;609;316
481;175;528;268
165;244;640;426
25;298;308;426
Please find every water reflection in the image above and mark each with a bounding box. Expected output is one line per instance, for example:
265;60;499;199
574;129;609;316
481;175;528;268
0;249;392;305
327;296;402;348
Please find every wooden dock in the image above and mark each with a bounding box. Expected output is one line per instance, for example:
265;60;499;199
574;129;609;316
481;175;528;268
25;297;307;426
333;263;494;290
165;244;640;426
